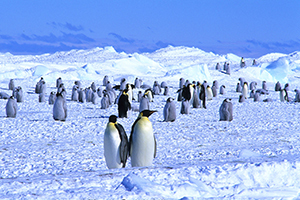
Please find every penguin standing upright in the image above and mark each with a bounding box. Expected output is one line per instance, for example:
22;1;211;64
48;91;56;105
139;94;150;113
163;86;169;96
53;89;67;121
180;99;190;114
242;82;249;99
262;81;268;91
220;85;226;95
130;110;157;167
275;81;281;91
56;77;62;88
6;96;17;118
144;89;154;102
199;84;206;108
71;86;79;102
8;79;15;90
118;89;131;118
103;75;109;86
212;85;217;97
236;83;242;92
16;86;23;103
206;85;213;101
104;115;129;169
164;97;176;122
280;89;288;102
219;98;233;121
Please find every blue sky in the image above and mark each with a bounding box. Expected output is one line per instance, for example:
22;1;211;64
0;0;299;57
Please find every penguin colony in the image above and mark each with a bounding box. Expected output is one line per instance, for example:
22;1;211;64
3;60;300;169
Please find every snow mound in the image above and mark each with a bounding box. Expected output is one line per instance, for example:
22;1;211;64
32;65;49;77
264;57;291;83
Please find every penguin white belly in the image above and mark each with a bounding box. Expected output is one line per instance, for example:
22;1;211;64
242;86;248;99
131;119;155;167
206;88;213;100
104;125;122;169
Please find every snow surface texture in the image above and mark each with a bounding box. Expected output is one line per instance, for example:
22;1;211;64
1;46;300;199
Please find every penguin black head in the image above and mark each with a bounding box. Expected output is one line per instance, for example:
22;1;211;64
109;115;118;123
167;97;174;102
122;89;129;94
140;110;157;118
9;96;14;99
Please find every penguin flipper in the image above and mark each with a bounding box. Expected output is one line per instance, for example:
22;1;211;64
113;85;120;90
115;123;129;167
154;135;157;158
129;117;140;157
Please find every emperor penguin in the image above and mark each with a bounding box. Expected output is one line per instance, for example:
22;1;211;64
137;91;143;102
126;83;135;104
275;81;281;91
179;78;185;89
219;98;233;121
101;94;110;109
180;99;190;114
212;85;217;97
215;63;220;70
144;89;154;102
262;81;268;91
85;87;93;102
242;82;249;99
129;110;157;167
134;77;141;89
91;91;99;104
225;64;231;75
104;115;129;169
213;80;219;89
103;75;109;86
206;85;213;101
280;89;288;102
56;77;62;88
97;87;103;98
71;86;79;102
48;91;56;105
153;83;161;95
8;79;15;90
16;86;23;103
199;84;206;109
121;78;128;91
294;89;300;102
236;83;242;93
181;83;194;102
192;89;200;108
91;82;97;92
35;77;44;93
40;81;47;94
163;86;169;96
118;89;131;118
220;85;226;95
139;94;150;113
53;89;67;121
164;97;176;122
6;96;17;118
250;81;257;91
